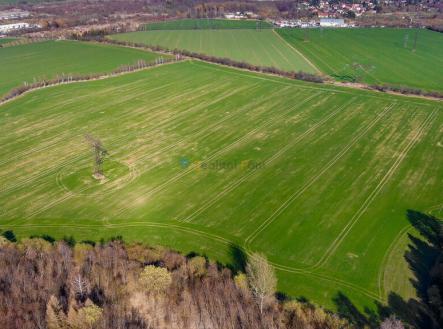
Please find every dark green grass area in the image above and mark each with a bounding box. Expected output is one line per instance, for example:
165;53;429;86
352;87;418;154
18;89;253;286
0;40;163;97
0;38;15;44
143;18;272;30
277;28;443;92
1;60;441;312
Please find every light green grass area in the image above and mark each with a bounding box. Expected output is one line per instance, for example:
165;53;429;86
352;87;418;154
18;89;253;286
1;60;442;311
0;40;163;97
143;18;272;30
110;29;318;73
277;28;443;92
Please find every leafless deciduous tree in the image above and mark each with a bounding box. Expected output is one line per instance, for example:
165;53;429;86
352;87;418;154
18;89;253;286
246;252;277;314
72;273;90;301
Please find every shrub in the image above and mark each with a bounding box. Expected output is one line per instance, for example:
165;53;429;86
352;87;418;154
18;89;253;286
2;230;17;242
234;272;249;292
139;265;172;293
188;256;207;277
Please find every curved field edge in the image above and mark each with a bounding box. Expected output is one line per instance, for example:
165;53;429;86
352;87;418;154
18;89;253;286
0;220;387;311
276;28;443;92
0;39;165;97
0;61;441;313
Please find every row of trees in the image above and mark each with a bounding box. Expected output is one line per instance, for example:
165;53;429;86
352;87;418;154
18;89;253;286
101;38;325;84
100;38;443;99
369;84;443;99
0;56;178;105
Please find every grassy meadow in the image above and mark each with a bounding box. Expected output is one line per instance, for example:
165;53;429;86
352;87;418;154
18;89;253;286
143;18;272;30
0;40;163;97
1;60;442;311
0;38;15;44
278;28;443;91
110;29;318;73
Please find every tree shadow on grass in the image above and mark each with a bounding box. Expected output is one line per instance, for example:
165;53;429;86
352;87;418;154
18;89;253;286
384;210;442;329
332;210;442;329
333;292;381;328
227;243;248;274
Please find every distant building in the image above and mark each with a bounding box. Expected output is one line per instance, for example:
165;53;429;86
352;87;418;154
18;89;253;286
319;18;346;27
0;9;30;20
0;22;38;33
224;12;246;19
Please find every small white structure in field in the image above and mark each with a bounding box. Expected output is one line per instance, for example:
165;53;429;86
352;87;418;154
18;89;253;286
319;18;346;27
0;22;39;33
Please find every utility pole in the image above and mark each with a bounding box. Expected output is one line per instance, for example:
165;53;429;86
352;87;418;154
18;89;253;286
413;28;419;52
85;134;108;180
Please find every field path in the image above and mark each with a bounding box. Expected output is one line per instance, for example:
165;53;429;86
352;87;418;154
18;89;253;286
272;29;322;74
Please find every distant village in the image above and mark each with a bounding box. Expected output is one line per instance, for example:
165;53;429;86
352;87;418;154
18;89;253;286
0;0;442;37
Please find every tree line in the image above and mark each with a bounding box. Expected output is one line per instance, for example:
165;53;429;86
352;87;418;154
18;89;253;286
99;38;326;84
0;231;408;329
0;56;180;105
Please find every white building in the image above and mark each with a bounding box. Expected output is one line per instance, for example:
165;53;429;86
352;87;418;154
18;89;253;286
319;18;346;27
0;22;35;33
0;9;30;20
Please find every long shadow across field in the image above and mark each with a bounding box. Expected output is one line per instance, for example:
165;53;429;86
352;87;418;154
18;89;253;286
385;210;442;329
333;210;442;328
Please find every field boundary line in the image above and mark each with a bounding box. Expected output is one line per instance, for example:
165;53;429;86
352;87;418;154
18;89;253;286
272;29;322;74
190;61;440;106
181;96;356;223
244;103;394;247
312;108;438;269
0;59;186;108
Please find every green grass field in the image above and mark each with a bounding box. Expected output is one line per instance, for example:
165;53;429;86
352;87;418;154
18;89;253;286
0;38;15;44
143;18;272;30
0;40;163;97
1;60;441;311
110;29;318;73
278;28;443;92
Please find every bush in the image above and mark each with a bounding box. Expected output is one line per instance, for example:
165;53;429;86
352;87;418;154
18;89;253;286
139;265;172;293
63;235;76;247
188;256;207;277
2;230;17;242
